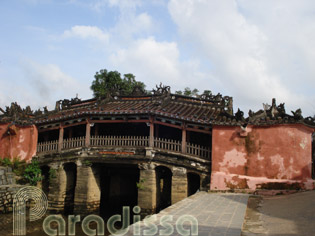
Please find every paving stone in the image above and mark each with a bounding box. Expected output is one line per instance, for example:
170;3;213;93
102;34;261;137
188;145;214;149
111;192;249;236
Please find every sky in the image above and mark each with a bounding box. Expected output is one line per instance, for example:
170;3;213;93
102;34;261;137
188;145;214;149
1;0;315;117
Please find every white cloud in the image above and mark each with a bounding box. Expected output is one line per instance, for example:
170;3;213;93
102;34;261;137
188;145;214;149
63;25;109;43
19;59;87;109
108;0;142;9
168;0;315;116
109;37;206;91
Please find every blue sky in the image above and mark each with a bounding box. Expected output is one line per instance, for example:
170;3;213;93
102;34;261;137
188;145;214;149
1;0;315;116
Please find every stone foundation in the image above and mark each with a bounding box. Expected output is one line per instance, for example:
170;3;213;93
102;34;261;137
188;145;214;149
171;167;188;204
74;163;101;215
137;164;156;215
0;167;23;213
47;163;67;213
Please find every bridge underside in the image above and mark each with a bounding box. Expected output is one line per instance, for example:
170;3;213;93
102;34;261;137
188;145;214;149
38;147;210;216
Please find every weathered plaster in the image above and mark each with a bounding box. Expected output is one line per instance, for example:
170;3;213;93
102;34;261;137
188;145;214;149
211;124;315;190
0;123;38;162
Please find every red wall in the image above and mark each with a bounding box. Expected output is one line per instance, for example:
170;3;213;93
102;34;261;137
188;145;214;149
211;124;315;190
0;123;38;162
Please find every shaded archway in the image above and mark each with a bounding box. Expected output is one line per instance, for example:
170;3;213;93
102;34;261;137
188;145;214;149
63;162;77;215
187;173;200;196
40;165;50;196
99;164;139;217
155;166;172;212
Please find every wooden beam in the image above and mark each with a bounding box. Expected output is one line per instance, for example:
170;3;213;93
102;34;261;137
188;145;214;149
186;127;211;134
153;120;182;130
90;119;150;124
62;121;88;129
38;126;60;133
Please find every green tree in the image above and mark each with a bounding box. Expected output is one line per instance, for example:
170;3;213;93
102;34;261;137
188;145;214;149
90;69;146;98
23;160;42;186
175;87;199;97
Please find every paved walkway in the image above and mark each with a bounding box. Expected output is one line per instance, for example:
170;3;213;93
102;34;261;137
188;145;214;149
120;192;249;236
242;191;315;236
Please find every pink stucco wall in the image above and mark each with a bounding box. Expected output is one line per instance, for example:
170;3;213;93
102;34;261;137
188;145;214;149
211;124;315;190
0;123;38;162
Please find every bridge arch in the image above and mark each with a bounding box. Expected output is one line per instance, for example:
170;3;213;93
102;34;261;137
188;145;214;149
155;165;172;212
187;172;200;196
63;162;77;215
40;165;50;196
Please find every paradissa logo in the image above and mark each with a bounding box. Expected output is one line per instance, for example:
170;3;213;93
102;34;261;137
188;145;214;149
13;186;198;236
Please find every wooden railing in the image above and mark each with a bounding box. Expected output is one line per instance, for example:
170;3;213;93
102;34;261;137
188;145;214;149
63;136;85;150
186;143;211;159
37;135;211;159
91;135;149;147
154;137;182;152
37;140;59;153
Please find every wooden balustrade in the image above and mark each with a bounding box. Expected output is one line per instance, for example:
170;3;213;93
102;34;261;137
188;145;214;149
62;136;85;150
90;135;149;147
154;137;182;152
37;135;211;159
37;140;59;153
186;143;211;159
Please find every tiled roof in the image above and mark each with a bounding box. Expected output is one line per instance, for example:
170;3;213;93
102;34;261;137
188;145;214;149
33;94;231;126
1;94;314;128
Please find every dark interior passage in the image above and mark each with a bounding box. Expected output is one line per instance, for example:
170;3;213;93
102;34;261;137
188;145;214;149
63;162;77;215
38;129;59;142
92;123;149;137
187;173;200;196
64;124;86;139
99;164;139;217
155;124;181;141
187;131;211;148
155;166;172;213
40;165;50;196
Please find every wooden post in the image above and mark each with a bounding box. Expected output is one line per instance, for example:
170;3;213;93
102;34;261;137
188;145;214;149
149;117;154;147
181;125;186;154
58;126;64;151
85;121;91;147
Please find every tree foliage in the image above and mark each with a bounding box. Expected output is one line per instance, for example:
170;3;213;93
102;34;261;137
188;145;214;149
175;88;211;97
23;160;42;186
90;69;146;98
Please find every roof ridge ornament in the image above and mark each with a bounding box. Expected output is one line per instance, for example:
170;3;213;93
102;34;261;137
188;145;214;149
152;83;171;95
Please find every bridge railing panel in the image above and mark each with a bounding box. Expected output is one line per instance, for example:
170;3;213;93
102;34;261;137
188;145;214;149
90;135;149;148
36;140;59;153
186;143;211;159
62;136;85;150
154;137;182;153
37;135;210;159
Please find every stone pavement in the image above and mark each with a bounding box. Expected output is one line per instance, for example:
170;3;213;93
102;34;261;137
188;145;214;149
242;191;315;236
117;192;249;236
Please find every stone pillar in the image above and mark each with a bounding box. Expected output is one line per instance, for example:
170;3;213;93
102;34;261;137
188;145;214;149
58;127;64;151
181;126;187;154
47;163;67;213
171;167;187;204
137;163;156;215
74;161;100;215
85;122;91;147
200;174;210;191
